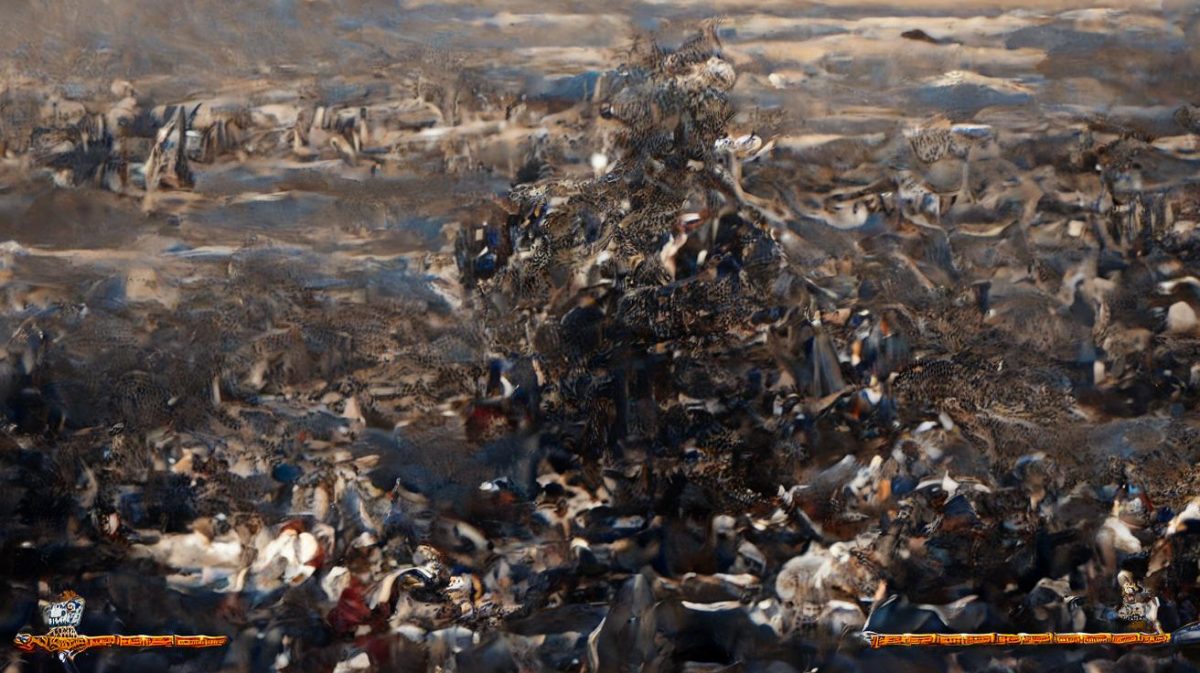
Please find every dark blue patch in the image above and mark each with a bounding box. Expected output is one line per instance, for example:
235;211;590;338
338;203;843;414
119;492;146;527
485;227;503;250
272;463;303;484
717;256;742;278
475;252;498;278
534;72;603;103
891;473;916;496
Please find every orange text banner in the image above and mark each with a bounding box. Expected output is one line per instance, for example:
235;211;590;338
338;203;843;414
867;633;1170;648
14;633;228;658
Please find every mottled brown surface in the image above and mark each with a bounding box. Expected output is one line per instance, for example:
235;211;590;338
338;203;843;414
1;3;1200;673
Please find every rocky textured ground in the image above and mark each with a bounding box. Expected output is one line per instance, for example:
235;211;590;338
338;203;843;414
2;2;1200;673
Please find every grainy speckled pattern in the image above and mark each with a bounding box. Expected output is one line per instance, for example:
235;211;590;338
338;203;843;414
1;3;1200;673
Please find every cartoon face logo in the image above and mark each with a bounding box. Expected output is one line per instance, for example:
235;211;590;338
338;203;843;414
16;589;229;659
42;594;85;629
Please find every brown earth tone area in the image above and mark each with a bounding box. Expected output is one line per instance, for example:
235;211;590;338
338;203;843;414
2;2;1200;673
